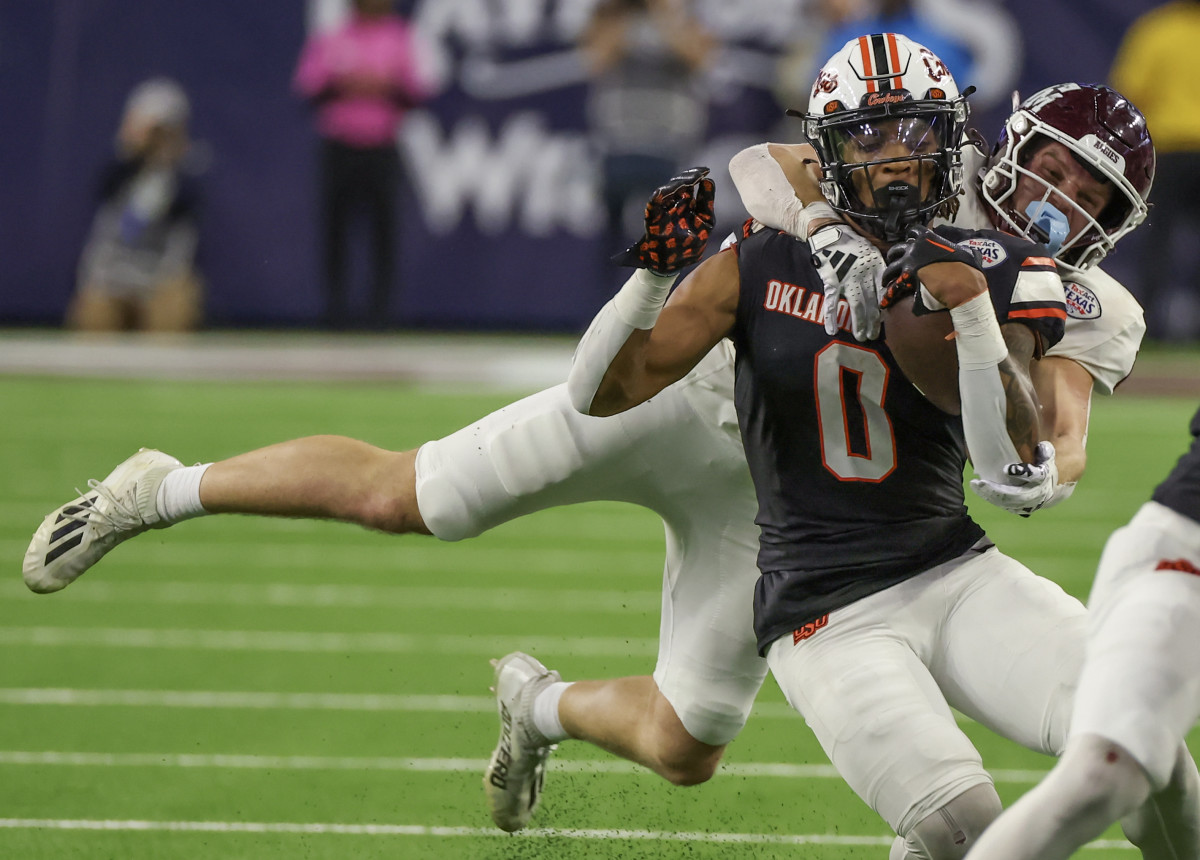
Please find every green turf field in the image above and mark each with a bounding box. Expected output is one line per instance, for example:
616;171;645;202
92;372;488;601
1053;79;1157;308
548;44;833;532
1;374;1196;858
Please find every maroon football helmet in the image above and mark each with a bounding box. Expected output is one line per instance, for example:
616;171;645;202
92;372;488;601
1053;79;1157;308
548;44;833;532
980;83;1155;272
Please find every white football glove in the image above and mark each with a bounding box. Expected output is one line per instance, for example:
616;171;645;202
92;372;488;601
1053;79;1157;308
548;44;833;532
809;223;887;341
969;441;1075;517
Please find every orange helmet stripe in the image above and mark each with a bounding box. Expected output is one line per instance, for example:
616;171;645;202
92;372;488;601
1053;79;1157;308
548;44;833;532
858;36;876;93
886;33;903;89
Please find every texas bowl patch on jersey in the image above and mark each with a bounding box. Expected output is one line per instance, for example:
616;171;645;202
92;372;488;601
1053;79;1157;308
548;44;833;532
1063;281;1102;319
957;237;1007;268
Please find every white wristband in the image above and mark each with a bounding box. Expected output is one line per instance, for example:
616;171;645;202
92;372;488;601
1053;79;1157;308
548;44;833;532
1045;481;1076;509
949;292;1007;370
917;284;947;312
613;268;677;330
808;222;843;251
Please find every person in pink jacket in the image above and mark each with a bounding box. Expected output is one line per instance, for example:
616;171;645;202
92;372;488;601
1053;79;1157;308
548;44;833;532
293;0;427;329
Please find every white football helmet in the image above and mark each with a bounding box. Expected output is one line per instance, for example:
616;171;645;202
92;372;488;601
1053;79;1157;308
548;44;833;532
980;83;1155;272
791;33;972;242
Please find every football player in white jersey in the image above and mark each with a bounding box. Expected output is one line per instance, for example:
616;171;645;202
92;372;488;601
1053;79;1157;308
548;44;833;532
968;406;1200;859
728;82;1153;515
20;53;1183;851
964;400;1200;860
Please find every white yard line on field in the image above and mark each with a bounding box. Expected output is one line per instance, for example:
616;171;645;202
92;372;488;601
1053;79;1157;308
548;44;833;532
0;539;659;575
0;749;1049;783
0;685;791;718
0;817;1136;850
0;626;660;656
0;579;661;612
0;687;1002;728
0;687;496;711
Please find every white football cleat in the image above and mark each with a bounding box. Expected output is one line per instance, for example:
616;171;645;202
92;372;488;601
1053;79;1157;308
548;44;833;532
483;651;561;832
23;448;183;594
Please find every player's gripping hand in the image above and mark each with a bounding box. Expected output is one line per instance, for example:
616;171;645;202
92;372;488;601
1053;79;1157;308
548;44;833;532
808;223;887;341
613;166;715;274
969;441;1068;517
880;224;983;310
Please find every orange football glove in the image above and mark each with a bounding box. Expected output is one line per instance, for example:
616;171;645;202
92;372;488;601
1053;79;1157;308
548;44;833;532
613;166;716;274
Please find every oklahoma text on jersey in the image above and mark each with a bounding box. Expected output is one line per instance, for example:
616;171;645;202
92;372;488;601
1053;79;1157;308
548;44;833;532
763;280;852;330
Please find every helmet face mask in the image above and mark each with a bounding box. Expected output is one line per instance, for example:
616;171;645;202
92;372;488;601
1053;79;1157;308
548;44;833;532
984;134;1119;267
982;83;1155;272
795;33;971;243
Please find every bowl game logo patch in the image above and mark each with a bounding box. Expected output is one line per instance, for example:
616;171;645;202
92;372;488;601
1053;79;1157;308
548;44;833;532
957;237;1007;268
1064;281;1102;320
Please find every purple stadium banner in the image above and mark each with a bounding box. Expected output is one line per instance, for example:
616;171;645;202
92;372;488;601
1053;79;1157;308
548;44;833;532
0;0;1157;331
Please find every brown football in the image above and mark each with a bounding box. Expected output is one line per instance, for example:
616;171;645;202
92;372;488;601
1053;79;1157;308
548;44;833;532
882;294;961;414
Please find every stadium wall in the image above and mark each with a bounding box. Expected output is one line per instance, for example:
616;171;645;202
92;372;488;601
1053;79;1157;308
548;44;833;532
0;0;1154;332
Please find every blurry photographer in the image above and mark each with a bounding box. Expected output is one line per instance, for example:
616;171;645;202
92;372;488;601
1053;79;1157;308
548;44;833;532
68;77;204;332
581;0;716;283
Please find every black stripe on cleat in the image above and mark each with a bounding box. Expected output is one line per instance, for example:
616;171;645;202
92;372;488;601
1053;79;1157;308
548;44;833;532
45;534;84;565
59;498;95;520
49;519;87;544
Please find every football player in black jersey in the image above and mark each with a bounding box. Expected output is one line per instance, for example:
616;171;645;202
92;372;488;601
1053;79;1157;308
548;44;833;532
568;33;1199;860
969;405;1200;859
730;81;1157;518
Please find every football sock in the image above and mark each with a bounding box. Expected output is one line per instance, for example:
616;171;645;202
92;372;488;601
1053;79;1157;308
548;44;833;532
532;681;572;743
156;463;212;523
1120;742;1200;860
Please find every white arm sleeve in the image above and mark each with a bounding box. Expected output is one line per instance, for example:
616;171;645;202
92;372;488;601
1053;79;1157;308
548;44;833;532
728;144;836;238
952;292;1021;481
567;269;676;415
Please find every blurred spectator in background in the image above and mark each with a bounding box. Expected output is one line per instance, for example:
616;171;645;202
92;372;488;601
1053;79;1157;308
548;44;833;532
773;0;1020;122
581;0;716;281
293;0;427;330
1112;0;1200;341
68;77;204;333
818;0;972;84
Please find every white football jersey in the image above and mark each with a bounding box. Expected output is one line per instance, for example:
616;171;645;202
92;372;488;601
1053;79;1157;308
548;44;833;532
948;144;1146;394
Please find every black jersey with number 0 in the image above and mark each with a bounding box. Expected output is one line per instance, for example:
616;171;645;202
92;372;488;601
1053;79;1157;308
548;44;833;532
1151;405;1200;524
732;226;1066;654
